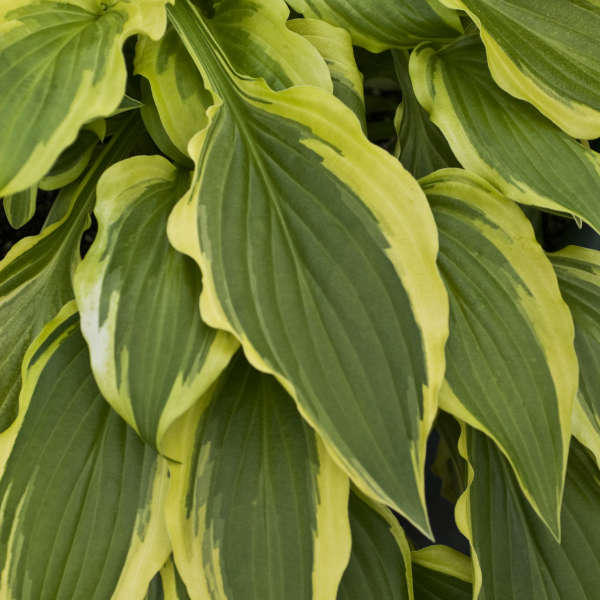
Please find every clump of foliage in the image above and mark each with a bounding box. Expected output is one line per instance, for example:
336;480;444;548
1;1;600;598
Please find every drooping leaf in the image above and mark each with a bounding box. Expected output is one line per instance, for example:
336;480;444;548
165;352;351;600
392;50;458;179
168;0;450;535
0;115;142;432
39;122;105;191
136;24;213;157
196;0;332;91
287;18;366;129
458;426;600;599
0;0;171;196
74;155;238;455
421;169;577;537
337;490;413;600
440;0;600;139
287;0;462;52
549;246;600;467
2;186;36;229
410;35;600;233
411;545;472;600
0;302;171;599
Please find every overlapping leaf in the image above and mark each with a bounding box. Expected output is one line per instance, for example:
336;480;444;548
287;0;462;52
145;558;191;600
166;353;351;600
74;155;238;454
0;303;170;599
392;51;458;179
0;117;141;432
440;0;600;138
421;169;577;536
412;546;472;600
0;0;171;196
287;18;366;128
550;246;600;467
410;35;600;233
136;24;213;157
337;491;413;600
167;0;449;534
458;426;600;599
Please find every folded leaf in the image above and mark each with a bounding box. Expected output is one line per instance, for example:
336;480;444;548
440;0;600;139
410;35;600;233
287;18;366;129
337;491;413;600
74;155;238;455
168;0;450;535
136;24;213;157
458;426;600;599
0;0;171;196
411;545;472;600
2;186;36;229
392;51;458;179
0;116;141;433
287;0;462;52
165;353;351;600
550;246;600;467
421;169;577;537
0;302;171;599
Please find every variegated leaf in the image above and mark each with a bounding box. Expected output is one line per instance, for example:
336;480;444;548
549;246;600;467
2;186;36;229
337;491;413;600
136;24;213;157
458;425;600;599
145;558;191;600
392;50;458;179
0;115;142;432
421;169;577;537
74;155;238;455
167;0;450;535
165;352;351;600
287;0;462;52
440;0;600;139
287;18;366;128
412;546;472;600
410;35;600;233
0;302;171;599
198;0;332;91
0;0;171;196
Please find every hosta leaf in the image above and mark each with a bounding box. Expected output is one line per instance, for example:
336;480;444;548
38;122;104;191
337;491;413;600
2;186;36;229
410;35;600;233
74;155;238;455
145;558;191;600
458;426;600;599
549;246;600;467
411;545;472;600
168;0;449;535
421;169;577;537
287;0;462;52
431;411;466;504
113;94;144;116
392;51;458;179
165;352;351;600
136;24;213;157
440;0;600;139
0;116;141;432
0;302;170;600
198;0;332;91
287;18;366;128
0;0;170;196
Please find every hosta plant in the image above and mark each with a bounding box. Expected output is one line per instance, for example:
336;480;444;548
1;0;600;598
